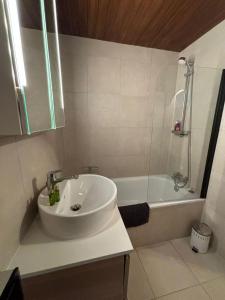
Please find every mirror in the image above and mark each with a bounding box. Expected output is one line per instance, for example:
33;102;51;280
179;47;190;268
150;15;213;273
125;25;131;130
45;0;65;128
18;0;52;133
0;0;64;135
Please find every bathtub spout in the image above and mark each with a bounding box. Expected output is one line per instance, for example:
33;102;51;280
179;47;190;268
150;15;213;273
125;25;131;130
174;185;180;192
172;172;188;191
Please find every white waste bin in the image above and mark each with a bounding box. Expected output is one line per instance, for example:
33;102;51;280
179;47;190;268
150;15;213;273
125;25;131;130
190;223;212;253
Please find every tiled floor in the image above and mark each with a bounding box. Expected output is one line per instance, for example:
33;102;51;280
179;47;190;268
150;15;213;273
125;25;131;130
128;237;225;300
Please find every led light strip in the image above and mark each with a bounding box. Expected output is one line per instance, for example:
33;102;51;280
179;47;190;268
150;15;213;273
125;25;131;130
40;0;56;129
53;0;64;110
4;0;31;134
5;0;26;87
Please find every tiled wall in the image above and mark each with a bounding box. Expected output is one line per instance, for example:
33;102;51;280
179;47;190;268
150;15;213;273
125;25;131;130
175;19;225;257
60;35;178;178
0;130;63;269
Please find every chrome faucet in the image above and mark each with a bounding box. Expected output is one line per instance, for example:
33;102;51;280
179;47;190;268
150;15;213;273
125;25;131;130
46;170;79;194
172;172;188;191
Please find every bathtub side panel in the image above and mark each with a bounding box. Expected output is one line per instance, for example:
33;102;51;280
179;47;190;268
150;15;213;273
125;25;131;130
127;201;204;247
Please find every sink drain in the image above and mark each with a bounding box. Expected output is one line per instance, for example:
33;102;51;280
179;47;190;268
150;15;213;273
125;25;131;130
70;204;81;211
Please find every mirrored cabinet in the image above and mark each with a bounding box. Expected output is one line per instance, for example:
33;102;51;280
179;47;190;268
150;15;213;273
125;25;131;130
0;0;65;135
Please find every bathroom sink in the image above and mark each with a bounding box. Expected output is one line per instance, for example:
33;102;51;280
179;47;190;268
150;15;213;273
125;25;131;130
38;174;117;239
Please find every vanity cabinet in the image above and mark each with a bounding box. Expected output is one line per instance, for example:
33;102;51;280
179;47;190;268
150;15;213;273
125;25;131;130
0;0;64;135
22;255;130;300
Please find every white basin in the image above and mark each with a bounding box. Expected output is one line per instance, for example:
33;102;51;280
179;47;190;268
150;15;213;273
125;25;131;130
38;174;117;239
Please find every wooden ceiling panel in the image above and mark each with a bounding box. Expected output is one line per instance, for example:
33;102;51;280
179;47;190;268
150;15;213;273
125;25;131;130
19;0;225;51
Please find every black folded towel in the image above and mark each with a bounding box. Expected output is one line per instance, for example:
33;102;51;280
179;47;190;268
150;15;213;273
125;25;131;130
119;202;150;228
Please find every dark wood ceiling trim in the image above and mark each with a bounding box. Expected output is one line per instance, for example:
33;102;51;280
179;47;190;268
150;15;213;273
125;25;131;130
18;0;225;52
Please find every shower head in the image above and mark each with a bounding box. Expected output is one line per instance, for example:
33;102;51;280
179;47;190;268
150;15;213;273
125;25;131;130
178;56;194;76
178;57;186;65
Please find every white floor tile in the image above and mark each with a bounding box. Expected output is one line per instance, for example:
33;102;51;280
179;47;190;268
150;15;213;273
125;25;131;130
171;238;225;283
202;276;225;300
137;242;197;297
128;251;154;300
157;286;210;300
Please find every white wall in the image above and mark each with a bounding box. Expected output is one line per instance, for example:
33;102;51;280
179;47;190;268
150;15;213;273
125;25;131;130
60;35;178;178
176;19;225;257
0;130;63;269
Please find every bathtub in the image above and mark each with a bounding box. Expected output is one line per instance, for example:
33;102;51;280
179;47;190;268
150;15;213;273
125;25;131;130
113;175;200;207
113;175;204;246
113;175;205;247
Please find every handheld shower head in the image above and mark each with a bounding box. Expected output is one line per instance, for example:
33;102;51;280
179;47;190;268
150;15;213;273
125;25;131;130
178;57;186;65
178;56;194;76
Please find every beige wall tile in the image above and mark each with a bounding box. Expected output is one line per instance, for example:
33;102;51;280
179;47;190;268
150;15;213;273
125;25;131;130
119;96;153;128
59;35;90;57
88;57;120;93
220;105;225;130
16;132;63;197
192;67;221;130
151;92;166;128
88;156;118;178
150;49;177;92
61;54;87;93
88;93;121;128
64;92;89;128
203;172;225;217
0;138;25;269
0;130;63;269
85;38;122;59
202;201;225;256
121;60;151;96
149;128;170;175
114;155;149;178
119;43;151;63
63;125;90;174
89;127;120;157
118;128;150;156
211;129;225;177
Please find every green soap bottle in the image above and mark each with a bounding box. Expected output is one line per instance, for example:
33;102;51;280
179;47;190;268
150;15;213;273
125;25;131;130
54;185;60;202
49;184;60;206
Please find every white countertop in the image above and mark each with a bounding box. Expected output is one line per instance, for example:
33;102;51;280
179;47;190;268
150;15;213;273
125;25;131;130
8;208;133;278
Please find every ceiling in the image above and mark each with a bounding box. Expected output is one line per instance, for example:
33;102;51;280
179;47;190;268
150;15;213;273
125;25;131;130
19;0;225;52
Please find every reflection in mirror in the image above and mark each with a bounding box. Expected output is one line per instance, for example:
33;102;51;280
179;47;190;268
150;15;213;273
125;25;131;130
45;0;65;128
3;0;65;134
17;0;53;133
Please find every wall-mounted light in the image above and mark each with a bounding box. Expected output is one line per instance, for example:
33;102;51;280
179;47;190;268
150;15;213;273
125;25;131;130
53;0;64;109
5;0;27;87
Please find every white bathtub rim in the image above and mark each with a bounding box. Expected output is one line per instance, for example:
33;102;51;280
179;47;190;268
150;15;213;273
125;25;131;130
149;198;204;209
118;198;204;209
113;174;170;182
